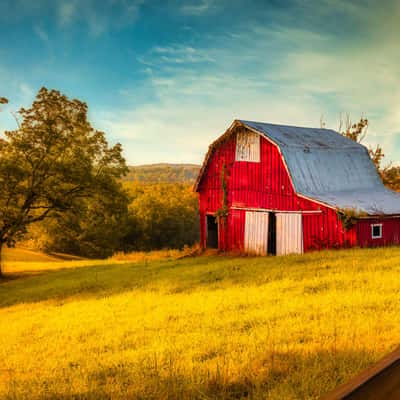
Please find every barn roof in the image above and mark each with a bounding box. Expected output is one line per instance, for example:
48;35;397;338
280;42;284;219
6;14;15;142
239;120;400;215
195;119;400;215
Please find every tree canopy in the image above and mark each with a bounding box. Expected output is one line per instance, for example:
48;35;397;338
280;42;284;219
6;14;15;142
0;88;128;275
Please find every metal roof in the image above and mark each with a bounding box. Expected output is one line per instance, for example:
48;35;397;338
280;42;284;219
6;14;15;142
240;120;400;215
240;120;361;149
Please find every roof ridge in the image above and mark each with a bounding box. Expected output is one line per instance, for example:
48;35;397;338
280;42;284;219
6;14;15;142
238;119;340;132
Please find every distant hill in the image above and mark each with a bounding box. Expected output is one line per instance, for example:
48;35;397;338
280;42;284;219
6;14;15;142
124;163;201;183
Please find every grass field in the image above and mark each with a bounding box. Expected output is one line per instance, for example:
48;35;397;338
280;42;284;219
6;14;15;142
1;247;400;399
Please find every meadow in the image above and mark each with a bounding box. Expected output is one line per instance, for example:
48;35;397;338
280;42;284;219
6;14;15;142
1;247;400;399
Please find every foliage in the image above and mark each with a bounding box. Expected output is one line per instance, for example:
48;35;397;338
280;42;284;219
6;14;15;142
337;114;400;190
0;87;128;274
21;181;199;257
337;208;367;230
381;166;400;191
37;189;130;258
122;182;199;251
215;162;229;222
1;247;400;398
339;115;369;143
124;163;200;183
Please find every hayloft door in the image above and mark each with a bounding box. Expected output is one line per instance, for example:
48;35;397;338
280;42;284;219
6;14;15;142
244;211;269;255
276;213;303;255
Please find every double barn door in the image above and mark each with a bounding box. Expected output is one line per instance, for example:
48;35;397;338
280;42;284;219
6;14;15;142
244;211;303;256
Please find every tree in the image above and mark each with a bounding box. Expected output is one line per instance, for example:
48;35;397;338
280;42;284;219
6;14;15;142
338;115;385;171
0;87;128;276
37;187;130;258
123;182;199;251
336;114;400;189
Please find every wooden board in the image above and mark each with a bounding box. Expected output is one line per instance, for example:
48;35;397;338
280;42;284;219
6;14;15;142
244;211;269;255
235;131;260;162
276;213;303;255
323;347;400;399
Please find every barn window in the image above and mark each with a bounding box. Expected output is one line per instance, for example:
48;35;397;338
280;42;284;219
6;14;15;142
371;224;382;239
235;132;260;162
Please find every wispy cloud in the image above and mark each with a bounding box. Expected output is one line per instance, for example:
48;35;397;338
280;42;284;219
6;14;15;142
148;45;215;64
33;25;49;42
58;1;76;26
2;0;400;165
99;0;400;164
1;0;144;37
180;0;217;16
55;0;144;37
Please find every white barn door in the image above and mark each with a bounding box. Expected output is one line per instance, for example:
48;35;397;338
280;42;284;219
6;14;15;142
276;213;303;256
244;211;269;255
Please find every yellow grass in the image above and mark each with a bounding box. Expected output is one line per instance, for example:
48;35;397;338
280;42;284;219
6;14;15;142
1;247;400;399
3;247;195;275
3;247;61;262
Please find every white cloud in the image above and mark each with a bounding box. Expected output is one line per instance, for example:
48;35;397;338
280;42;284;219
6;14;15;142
33;25;49;42
99;1;400;165
19;83;34;102
58;1;76;26
146;45;215;64
180;0;216;16
56;0;144;36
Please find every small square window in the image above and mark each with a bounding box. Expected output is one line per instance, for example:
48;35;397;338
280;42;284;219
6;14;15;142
371;224;382;239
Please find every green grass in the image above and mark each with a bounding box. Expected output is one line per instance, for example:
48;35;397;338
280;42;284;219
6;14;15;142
1;247;400;399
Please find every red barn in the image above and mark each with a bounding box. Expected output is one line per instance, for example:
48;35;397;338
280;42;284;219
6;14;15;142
194;120;400;255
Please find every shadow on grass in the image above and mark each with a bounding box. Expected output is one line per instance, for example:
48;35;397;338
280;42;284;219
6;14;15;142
1;246;399;309
0;255;253;308
0;251;321;308
2;347;382;399
0;260;170;308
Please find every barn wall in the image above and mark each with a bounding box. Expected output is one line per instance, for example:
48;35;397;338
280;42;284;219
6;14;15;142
303;208;357;251
198;128;356;252
357;218;400;247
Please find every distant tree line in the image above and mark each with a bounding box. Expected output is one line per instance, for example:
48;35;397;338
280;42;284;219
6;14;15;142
24;182;199;257
124;164;200;183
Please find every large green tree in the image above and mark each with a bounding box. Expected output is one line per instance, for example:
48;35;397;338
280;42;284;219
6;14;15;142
0;88;128;276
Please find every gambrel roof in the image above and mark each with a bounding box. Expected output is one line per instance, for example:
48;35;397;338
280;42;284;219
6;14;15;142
196;120;400;215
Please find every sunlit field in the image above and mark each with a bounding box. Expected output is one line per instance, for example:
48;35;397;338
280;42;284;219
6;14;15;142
1;247;400;399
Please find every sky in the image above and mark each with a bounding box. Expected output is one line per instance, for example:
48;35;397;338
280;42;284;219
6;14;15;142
0;0;400;165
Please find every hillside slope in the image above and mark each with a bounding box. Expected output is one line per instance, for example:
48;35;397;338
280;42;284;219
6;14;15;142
1;248;400;399
124;163;200;183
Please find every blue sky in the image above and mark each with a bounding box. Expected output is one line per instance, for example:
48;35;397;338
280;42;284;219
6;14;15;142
1;0;400;165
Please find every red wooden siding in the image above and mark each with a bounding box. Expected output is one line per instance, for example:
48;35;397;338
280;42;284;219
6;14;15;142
357;218;400;247
302;209;357;251
198;127;400;253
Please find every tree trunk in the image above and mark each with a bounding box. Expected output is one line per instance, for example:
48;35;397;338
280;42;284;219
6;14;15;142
0;242;3;278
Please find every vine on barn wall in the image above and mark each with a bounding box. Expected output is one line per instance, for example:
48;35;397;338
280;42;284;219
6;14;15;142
337;208;367;230
215;161;229;223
